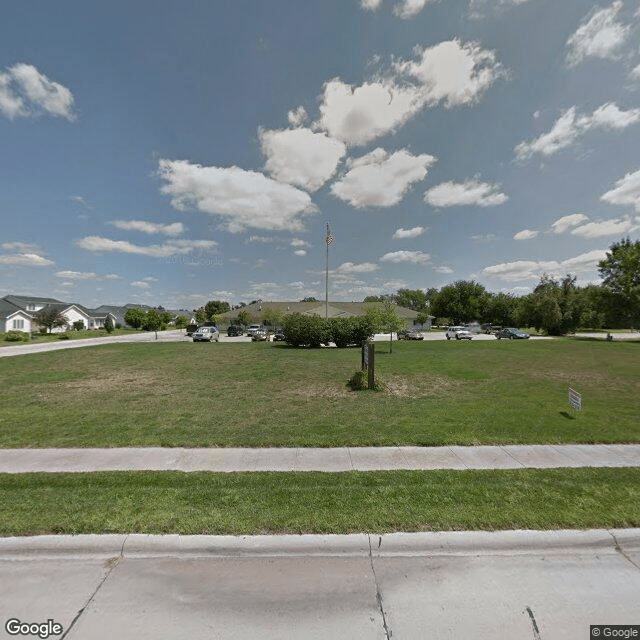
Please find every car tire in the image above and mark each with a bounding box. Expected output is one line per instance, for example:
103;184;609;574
447;336;451;340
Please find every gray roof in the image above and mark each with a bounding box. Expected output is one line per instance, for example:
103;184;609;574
2;295;64;308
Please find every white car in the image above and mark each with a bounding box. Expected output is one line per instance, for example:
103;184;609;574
445;326;473;340
192;326;220;342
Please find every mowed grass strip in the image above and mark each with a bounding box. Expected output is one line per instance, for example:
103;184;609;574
1;468;640;535
0;339;638;447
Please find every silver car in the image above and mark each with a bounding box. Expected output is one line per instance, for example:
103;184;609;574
445;326;473;340
192;326;220;342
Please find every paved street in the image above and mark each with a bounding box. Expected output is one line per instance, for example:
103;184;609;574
1;531;639;639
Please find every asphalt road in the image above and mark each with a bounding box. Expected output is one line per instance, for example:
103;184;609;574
1;531;639;639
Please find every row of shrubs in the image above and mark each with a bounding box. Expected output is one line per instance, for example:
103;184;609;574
282;313;378;348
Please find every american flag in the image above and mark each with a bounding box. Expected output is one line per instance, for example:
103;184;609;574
326;226;334;246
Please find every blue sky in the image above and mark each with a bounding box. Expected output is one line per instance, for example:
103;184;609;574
2;0;640;310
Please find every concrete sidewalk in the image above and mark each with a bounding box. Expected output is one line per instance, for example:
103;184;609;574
1;443;639;473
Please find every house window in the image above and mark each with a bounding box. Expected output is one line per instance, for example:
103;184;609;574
12;319;24;330
26;304;36;311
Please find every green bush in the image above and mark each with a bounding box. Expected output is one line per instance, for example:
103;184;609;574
282;313;330;348
4;330;29;342
328;316;376;348
73;320;85;331
346;369;383;391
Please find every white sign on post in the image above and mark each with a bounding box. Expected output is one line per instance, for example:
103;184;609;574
568;388;582;411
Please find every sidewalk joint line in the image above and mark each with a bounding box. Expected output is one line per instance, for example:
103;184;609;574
608;530;640;572
367;534;391;640
60;549;122;639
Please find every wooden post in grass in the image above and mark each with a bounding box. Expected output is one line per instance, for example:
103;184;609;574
362;340;375;390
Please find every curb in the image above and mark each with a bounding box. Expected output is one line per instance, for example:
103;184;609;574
0;529;638;560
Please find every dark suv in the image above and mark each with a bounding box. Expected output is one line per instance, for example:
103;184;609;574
227;325;244;337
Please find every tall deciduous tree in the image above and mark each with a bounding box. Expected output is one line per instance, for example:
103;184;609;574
394;288;428;312
598;238;640;327
124;308;146;329
430;281;490;324
34;308;67;333
204;300;230;321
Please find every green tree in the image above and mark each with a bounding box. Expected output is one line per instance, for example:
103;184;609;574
430;281;490;324
34;308;67;333
485;293;519;326
204;300;230;321
394;288;428;311
124;308;146;329
598;238;640;327
103;316;114;334
142;309;163;339
262;307;284;330
365;301;404;353
518;274;582;335
193;307;207;324
174;315;188;330
237;309;252;328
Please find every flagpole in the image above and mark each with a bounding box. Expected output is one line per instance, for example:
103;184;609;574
325;222;329;318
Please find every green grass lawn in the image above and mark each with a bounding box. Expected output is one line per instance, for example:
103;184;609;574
1;338;638;448
1;468;639;535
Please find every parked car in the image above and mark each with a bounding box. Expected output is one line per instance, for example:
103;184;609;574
251;329;270;341
192;326;220;342
272;329;286;342
246;323;263;337
445;326;473;340
227;325;244;337
398;328;424;340
495;327;530;340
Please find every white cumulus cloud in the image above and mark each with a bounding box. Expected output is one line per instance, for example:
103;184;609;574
76;236;217;258
380;250;430;264
566;1;631;66
0;63;75;120
55;271;121;280
157;159;316;233
110;220;185;236
424;179;507;207
551;213;589;234
601;168;640;211
331;148;436;208
394;0;432;19
515;103;640;161
336;262;379;273
259;127;346;192
514;229;539;240
482;249;607;282
0;252;54;266
393;226;425;239
394;39;504;109
316;78;424;146
570;216;640;238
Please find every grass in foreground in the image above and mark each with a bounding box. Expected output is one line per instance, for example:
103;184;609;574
1;468;639;536
0;339;638;447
